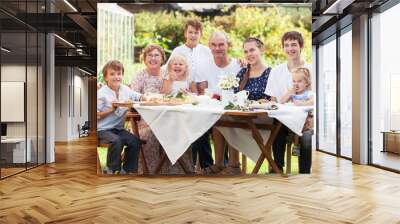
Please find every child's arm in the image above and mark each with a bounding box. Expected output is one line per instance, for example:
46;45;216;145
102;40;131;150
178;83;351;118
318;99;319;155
197;81;208;95
304;97;314;106
293;92;314;106
128;89;142;101
97;97;118;120
190;81;198;94
293;98;313;106
97;104;117;120
161;79;173;95
97;93;115;120
269;96;278;102
280;88;295;103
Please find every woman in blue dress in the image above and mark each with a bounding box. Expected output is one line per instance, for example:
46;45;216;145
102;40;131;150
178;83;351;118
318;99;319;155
234;37;271;100
210;37;272;175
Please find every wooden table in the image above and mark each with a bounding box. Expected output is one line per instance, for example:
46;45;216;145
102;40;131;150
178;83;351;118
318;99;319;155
215;111;285;177
130;106;286;177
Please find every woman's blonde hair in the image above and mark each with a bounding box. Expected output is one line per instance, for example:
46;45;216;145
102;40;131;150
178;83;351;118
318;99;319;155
167;54;189;79
293;67;312;90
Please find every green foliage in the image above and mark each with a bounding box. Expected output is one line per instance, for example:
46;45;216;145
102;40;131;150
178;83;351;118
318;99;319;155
129;5;312;81
134;11;199;56
98;62;145;86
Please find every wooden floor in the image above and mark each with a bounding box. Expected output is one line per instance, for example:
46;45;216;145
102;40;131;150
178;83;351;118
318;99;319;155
372;150;400;171
1;136;400;223
1;167;26;177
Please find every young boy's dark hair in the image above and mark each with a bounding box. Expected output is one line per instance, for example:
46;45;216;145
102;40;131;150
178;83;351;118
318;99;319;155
184;19;203;33
281;31;304;48
102;60;124;77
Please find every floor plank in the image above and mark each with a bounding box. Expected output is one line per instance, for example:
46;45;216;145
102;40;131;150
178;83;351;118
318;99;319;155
0;135;400;223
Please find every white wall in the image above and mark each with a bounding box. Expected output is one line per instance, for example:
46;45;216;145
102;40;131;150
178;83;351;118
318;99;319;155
1;64;46;163
1;65;40;137
54;67;89;141
54;66;69;141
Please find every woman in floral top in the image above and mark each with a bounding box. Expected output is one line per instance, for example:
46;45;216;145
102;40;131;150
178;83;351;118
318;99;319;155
131;44;193;174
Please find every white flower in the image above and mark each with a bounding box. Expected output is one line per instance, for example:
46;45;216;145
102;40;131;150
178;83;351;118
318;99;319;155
218;75;239;90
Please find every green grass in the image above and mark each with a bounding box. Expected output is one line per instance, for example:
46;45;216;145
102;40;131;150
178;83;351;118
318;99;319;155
98;147;108;169
97;145;299;174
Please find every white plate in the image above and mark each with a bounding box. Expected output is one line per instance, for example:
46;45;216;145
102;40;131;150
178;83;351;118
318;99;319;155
249;102;278;110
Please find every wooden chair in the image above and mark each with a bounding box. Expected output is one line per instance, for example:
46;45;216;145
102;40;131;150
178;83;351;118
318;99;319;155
126;110;149;174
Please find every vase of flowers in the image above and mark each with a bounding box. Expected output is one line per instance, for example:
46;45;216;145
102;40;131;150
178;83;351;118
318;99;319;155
218;75;239;105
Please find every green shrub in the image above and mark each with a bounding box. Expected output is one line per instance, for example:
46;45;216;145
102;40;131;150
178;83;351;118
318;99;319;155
100;5;312;84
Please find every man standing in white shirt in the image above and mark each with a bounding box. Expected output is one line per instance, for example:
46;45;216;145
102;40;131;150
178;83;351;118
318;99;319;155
168;19;214;95
264;31;313;173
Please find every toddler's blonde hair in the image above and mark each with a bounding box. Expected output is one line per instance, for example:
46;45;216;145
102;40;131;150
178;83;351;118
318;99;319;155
167;54;189;79
293;67;312;90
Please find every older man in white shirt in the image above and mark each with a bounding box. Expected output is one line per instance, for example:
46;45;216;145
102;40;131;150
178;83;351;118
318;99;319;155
197;31;243;174
197;31;241;95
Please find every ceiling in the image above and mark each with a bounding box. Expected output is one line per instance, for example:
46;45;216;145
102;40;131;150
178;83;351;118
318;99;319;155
0;0;394;74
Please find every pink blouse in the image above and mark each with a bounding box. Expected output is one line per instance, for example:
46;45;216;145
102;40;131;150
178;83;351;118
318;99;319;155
131;69;163;94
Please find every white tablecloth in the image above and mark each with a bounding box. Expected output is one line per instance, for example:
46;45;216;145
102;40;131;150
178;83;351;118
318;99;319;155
134;103;312;164
217;123;271;162
267;104;312;136
217;104;312;162
134;104;225;164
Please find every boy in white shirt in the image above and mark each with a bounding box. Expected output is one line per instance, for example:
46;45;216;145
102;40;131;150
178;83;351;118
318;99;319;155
264;31;313;173
97;60;143;174
167;19;214;95
168;19;215;170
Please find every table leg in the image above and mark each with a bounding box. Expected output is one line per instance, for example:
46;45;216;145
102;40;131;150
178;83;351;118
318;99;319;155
129;117;149;174
177;158;191;174
241;154;247;174
139;149;149;175
154;150;167;174
248;121;285;176
252;153;265;174
286;141;292;175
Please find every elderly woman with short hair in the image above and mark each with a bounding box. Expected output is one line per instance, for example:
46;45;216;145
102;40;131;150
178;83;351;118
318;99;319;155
131;44;193;174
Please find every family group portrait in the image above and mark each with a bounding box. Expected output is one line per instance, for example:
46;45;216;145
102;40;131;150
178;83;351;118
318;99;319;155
96;3;313;176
